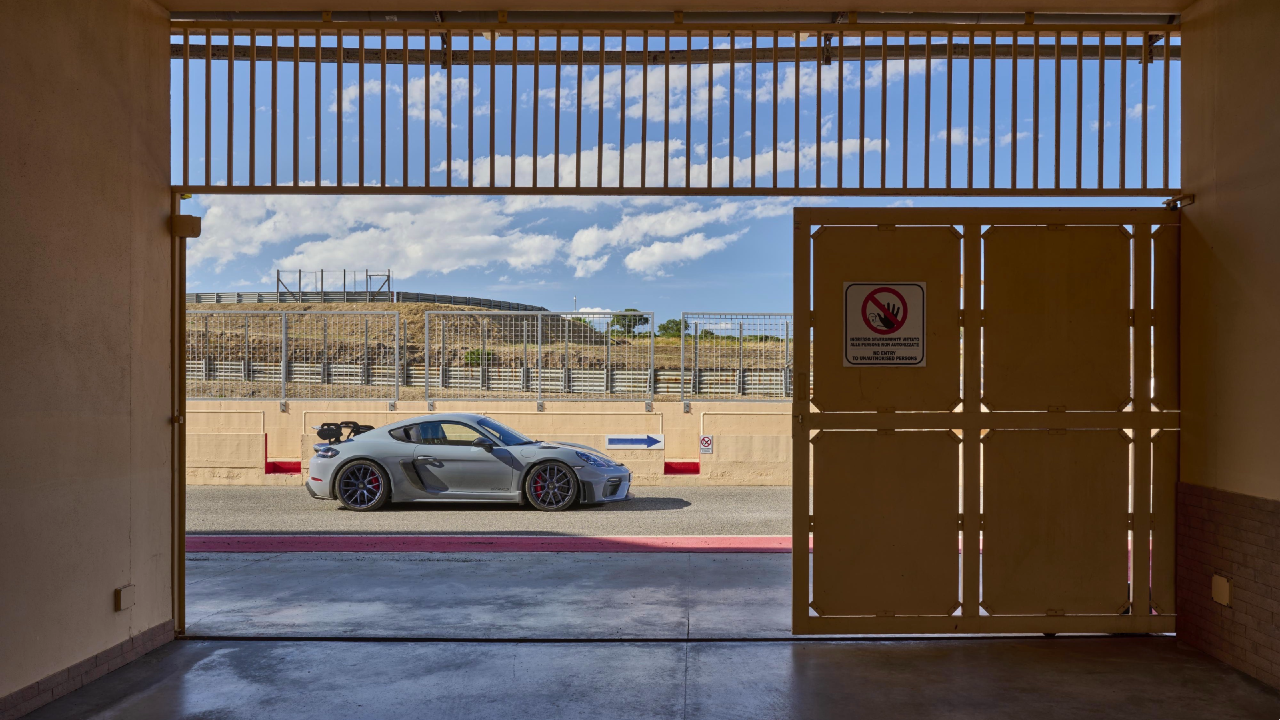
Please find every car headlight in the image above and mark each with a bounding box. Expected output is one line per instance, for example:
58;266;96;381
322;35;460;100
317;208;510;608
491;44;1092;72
313;444;340;459
574;450;612;468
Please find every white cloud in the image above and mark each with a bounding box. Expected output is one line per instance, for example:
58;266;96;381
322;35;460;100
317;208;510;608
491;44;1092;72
1127;102;1158;120
568;255;611;278
933;126;989;147
578;306;613;313
188;195;568;278
568;198;789;265
329;79;398;115
998;130;1031;147
623;232;743;276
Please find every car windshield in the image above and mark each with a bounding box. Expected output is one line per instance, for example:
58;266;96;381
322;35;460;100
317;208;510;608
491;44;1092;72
476;417;534;446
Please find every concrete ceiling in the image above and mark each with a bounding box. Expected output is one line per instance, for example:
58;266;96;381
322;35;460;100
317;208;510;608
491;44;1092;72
160;2;1195;14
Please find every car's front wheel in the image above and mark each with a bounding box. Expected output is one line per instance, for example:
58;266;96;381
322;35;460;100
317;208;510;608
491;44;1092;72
525;461;578;512
335;460;390;511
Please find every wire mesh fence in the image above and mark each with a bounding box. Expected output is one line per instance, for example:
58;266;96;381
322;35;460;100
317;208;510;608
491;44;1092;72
185;310;796;401
680;313;794;401
421;312;655;402
186;311;400;400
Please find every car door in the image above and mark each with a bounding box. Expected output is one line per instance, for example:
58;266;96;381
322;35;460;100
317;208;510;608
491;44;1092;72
412;421;515;493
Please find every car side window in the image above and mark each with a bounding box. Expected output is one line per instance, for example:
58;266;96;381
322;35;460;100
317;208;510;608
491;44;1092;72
389;425;421;443
417;421;484;446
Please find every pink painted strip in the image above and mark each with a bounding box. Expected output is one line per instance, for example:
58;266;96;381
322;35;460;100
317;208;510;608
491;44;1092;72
186;535;811;553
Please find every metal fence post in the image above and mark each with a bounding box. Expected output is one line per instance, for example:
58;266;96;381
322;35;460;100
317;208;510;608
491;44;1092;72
649;312;656;402
423;313;430;400
680;312;686;403
784;319;792;397
692;321;700;396
738;321;745;395
280;312;288;400
536;313;543;404
522;318;530;392
243;314;251;381
563;321;570;394
440;314;448;389
604;320;612;395
394;312;401;402
362;317;370;385
480;317;489;391
202;315;211;380
321;316;329;384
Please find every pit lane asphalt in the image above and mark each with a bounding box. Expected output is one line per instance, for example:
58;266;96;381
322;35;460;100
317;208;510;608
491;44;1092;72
187;485;792;536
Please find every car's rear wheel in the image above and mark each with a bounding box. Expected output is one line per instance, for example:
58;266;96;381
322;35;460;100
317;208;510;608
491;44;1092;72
525;461;578;512
335;460;390;511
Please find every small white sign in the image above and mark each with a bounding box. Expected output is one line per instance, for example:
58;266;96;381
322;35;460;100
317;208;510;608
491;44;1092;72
699;435;714;454
605;434;665;450
843;282;927;367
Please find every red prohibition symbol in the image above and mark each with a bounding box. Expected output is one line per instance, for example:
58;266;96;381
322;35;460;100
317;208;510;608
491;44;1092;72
861;287;909;335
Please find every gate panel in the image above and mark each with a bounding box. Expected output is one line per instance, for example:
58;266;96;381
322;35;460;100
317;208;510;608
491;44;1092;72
982;429;1130;616
794;207;1180;636
811;226;961;412
812;430;960;618
983;225;1131;412
1153;225;1182;410
1152;430;1180;614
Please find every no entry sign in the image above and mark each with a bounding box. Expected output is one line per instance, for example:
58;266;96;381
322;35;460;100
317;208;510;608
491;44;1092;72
843;282;926;367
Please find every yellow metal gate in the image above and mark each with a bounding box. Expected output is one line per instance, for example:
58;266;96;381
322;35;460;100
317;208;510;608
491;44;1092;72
792;207;1180;634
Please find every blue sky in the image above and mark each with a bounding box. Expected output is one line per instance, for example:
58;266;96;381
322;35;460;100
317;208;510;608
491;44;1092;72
176;31;1178;320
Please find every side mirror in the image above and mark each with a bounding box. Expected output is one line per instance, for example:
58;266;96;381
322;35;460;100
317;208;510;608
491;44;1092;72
472;437;495;452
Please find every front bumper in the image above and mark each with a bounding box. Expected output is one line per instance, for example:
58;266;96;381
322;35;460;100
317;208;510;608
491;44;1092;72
578;469;632;504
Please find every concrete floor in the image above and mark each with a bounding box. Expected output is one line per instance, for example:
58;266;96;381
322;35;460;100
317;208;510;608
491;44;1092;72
27;637;1280;719
187;485;792;535
186;551;792;638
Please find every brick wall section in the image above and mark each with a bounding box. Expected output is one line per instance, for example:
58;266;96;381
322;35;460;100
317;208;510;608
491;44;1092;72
1177;482;1280;689
0;621;173;720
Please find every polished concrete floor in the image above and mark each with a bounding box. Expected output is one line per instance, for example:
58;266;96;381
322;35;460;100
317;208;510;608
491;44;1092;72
186;551;793;638
27;637;1280;719
23;552;1280;718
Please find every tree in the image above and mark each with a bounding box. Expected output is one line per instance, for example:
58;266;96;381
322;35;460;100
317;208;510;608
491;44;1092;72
611;308;649;335
657;318;689;338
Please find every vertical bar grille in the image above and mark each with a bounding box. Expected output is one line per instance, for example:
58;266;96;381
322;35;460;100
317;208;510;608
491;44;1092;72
171;23;1181;196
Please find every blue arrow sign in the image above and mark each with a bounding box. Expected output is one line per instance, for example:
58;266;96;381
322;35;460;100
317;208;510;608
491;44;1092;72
606;434;665;450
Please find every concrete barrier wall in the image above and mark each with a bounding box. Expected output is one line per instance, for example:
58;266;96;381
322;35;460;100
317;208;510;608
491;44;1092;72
188;399;793;486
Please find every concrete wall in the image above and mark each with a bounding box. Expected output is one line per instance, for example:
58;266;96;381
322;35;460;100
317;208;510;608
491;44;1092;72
186;400;794;485
1180;0;1280;502
1179;0;1280;688
0;0;173;702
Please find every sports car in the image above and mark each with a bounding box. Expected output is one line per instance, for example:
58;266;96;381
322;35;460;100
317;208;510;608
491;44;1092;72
305;413;633;512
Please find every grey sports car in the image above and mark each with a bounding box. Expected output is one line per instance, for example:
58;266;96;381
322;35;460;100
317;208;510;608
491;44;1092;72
305;413;632;512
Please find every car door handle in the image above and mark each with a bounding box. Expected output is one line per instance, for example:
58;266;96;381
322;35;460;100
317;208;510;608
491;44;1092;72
418;456;437;462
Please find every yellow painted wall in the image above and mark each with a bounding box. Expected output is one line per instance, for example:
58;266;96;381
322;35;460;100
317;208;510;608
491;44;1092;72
1180;0;1280;501
0;0;172;699
188;400;794;486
